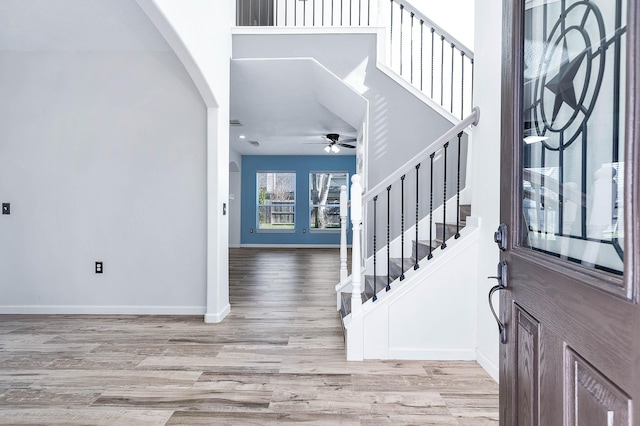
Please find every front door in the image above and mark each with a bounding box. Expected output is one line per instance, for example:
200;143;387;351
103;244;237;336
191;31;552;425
500;0;640;424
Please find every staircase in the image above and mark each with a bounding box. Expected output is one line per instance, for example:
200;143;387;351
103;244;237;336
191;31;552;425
339;203;471;319
234;0;480;361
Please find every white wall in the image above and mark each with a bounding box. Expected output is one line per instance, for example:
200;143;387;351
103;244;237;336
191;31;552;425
410;0;475;49
229;150;242;247
0;51;207;313
138;0;233;323
471;0;502;381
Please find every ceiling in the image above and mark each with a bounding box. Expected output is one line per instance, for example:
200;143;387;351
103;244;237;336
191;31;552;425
0;0;364;156
230;58;364;156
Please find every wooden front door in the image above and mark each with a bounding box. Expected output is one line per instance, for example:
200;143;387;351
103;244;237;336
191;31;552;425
500;0;640;424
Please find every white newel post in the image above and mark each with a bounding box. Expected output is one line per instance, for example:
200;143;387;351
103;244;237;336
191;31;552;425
350;175;363;317
339;185;348;285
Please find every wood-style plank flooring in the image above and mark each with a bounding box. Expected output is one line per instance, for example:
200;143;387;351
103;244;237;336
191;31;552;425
0;248;498;425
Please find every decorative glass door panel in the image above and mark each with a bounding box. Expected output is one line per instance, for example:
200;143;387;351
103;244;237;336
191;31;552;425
522;0;627;276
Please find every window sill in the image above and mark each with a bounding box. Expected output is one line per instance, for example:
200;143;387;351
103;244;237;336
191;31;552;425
256;229;296;234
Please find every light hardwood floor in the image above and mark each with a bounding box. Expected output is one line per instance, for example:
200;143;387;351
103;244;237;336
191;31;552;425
0;248;498;425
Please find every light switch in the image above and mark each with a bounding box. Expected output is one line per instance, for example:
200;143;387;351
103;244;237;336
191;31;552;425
2;203;9;215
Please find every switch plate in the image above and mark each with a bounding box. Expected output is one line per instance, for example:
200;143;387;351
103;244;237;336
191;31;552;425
95;262;103;274
2;203;9;215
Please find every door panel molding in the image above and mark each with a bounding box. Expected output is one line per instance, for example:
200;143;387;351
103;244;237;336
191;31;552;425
514;304;540;426
565;347;631;425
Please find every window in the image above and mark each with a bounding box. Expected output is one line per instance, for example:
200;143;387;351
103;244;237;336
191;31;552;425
309;172;348;230
257;172;295;230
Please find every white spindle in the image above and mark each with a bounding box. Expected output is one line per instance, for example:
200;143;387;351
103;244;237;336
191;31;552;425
350;175;363;316
339;185;348;285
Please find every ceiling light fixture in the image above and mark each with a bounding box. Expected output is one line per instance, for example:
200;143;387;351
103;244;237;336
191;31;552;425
331;145;340;153
324;145;331;153
239;135;246;139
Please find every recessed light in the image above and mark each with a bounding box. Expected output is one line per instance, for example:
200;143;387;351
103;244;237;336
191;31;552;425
239;135;246;139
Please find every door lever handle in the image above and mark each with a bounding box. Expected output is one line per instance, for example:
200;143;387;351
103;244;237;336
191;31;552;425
488;261;507;344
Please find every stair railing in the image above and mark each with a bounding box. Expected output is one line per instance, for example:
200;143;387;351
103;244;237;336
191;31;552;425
236;0;372;27
388;0;474;118
343;107;479;316
235;0;474;119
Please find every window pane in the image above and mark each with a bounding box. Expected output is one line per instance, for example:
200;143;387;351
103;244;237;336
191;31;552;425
309;172;348;229
257;172;295;230
521;0;625;275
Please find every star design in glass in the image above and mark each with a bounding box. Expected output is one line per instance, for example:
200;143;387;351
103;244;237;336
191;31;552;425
545;39;586;122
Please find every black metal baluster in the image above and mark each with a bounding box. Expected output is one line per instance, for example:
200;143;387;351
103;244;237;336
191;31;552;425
390;0;394;68
359;0;361;26
367;0;370;25
322;0;324;25
430;28;435;98
428;153;434;260
441;142;449;249
410;12;414;84
450;43;455;113
455;132;463;239
331;0;335;27
470;58;474;110
303;0;306;25
400;175;406;281
275;0;279;25
440;35;444;106
294;0;297;25
414;163;420;270
249;0;252;25
420;20;424;91
313;0;315;25
258;0;261;24
373;195;378;301
285;0;288;25
399;4;404;76
460;52;465;118
386;185;392;291
350;0;353;26
341;0;344;25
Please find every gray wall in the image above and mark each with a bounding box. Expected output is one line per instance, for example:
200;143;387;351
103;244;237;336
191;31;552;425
0;51;208;312
229;150;242;247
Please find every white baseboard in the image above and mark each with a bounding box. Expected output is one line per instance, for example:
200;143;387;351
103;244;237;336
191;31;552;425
387;348;476;360
240;244;345;248
476;349;499;382
204;304;230;323
0;305;206;315
228;244;241;248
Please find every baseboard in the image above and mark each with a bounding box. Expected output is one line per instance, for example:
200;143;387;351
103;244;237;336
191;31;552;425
204;303;230;323
228;243;241;248
387;348;476;360
0;305;206;315
240;244;345;248
476;349;499;382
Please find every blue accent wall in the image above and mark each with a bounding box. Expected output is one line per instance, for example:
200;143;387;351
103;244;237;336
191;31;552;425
241;155;356;245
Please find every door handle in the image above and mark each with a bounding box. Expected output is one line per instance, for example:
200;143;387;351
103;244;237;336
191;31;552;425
488;260;507;344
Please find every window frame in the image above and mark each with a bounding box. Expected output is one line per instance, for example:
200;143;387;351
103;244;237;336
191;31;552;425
308;171;349;233
256;171;296;233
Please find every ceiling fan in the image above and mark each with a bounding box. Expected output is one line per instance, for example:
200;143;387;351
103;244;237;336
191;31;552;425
305;133;357;153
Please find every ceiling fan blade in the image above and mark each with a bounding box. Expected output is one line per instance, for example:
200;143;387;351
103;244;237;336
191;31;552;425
338;143;356;149
303;142;329;145
341;137;357;143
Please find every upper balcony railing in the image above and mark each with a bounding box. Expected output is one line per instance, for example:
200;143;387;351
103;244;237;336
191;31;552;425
235;0;474;119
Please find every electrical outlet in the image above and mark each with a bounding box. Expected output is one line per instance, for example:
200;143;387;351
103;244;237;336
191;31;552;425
95;261;103;274
2;203;9;215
